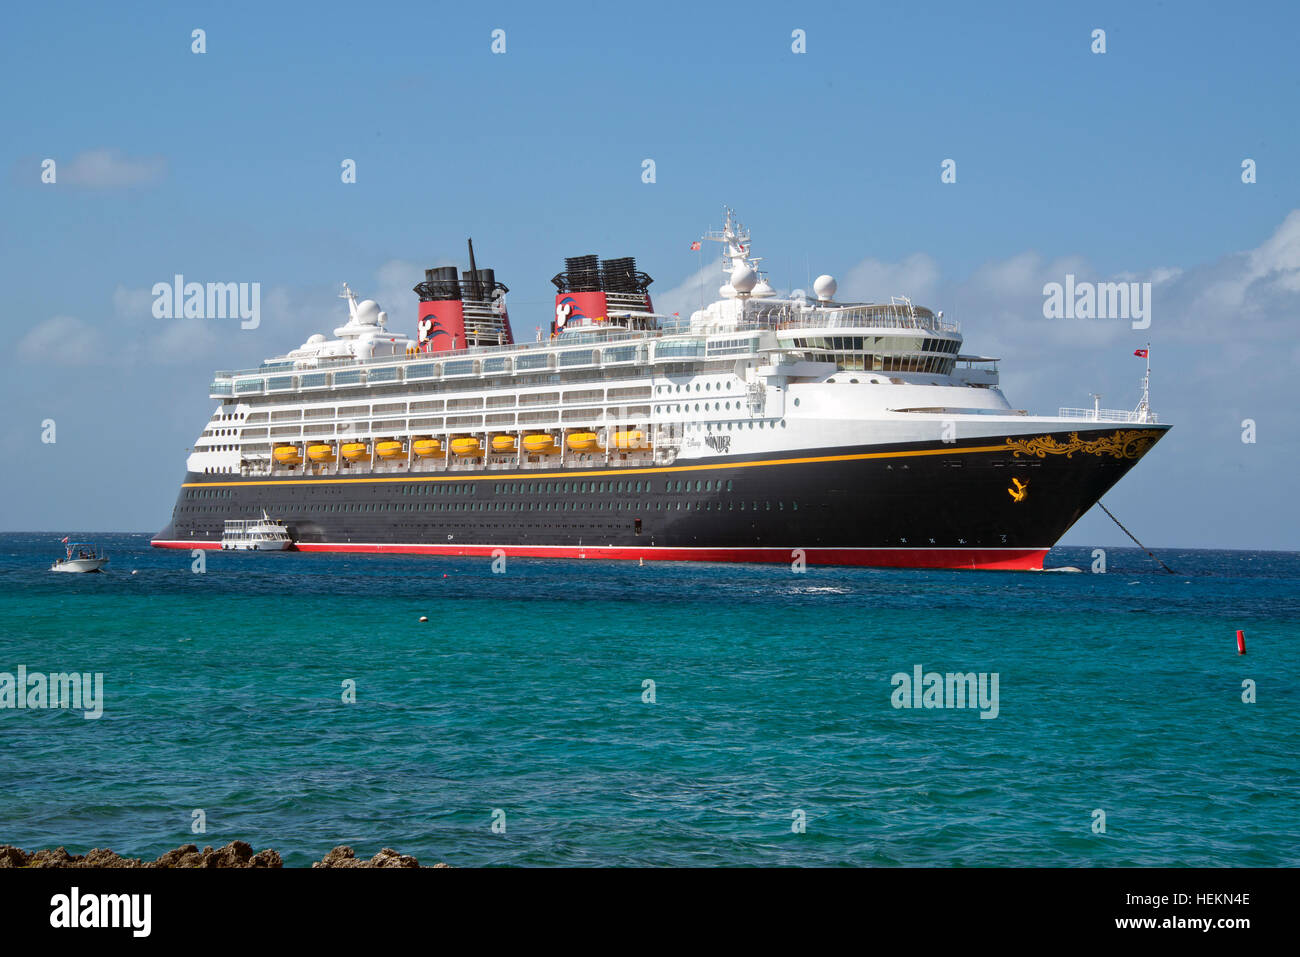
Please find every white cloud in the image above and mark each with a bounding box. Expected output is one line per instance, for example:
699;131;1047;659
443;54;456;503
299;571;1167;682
653;263;725;321
140;319;219;365
112;284;155;318
838;252;941;305
18;316;103;365
374;259;429;325
60;149;167;189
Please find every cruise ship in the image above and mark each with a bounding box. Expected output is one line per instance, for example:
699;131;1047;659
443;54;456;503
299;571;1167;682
152;210;1169;569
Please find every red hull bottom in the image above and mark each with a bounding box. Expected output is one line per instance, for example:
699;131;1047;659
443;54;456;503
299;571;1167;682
150;540;1049;570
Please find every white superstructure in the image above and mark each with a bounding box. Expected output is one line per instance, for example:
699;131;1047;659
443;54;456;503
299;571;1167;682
190;209;1154;483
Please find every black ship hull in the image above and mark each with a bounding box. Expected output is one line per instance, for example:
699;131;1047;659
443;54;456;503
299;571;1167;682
151;426;1168;570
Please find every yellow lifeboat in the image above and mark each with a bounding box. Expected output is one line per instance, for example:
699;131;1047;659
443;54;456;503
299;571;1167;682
413;438;443;457
341;442;370;462
566;431;601;452
451;437;482;457
609;430;648;451
523;433;558;455
307;443;336;463
376;440;405;459
491;434;516;453
273;445;302;465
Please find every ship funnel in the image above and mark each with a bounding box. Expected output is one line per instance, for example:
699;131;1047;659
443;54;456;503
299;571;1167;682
412;239;513;352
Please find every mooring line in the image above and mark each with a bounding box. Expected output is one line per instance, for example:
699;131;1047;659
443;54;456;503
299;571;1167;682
1097;500;1175;574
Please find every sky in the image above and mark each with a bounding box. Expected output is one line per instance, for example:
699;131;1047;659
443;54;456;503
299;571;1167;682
2;0;1297;548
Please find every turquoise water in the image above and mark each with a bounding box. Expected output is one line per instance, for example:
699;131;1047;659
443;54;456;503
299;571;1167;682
1;534;1296;867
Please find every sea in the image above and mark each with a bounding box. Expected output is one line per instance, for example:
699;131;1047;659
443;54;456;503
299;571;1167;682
1;533;1296;867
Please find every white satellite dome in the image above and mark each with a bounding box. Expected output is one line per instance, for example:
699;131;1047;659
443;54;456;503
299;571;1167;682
730;264;757;294
751;279;776;298
306;333;326;345
354;299;381;325
813;275;837;301
719;283;737;299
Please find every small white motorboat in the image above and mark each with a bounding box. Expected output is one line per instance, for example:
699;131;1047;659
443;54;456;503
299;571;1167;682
50;541;109;573
221;512;292;551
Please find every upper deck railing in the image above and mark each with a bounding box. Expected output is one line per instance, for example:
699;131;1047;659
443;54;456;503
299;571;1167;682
1057;407;1159;424
210;299;962;399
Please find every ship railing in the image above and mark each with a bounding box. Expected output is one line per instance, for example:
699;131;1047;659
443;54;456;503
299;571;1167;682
211;329;662;382
753;314;959;333
1057;407;1159;424
210;307;956;385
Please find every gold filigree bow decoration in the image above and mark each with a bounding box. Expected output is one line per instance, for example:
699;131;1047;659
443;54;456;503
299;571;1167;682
1002;429;1162;460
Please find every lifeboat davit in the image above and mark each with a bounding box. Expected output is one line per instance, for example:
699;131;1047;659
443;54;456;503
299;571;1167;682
451;437;482;457
308;443;336;463
566;431;601;452
341;442;370;462
491;434;516;453
376;440;405;459
523;433;558;454
274;445;302;465
413;438;443;457
609;430;648;451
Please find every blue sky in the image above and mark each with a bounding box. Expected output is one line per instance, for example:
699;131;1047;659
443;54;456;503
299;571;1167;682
2;0;1298;547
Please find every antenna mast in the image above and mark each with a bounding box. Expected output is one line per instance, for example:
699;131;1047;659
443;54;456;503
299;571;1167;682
1135;342;1152;423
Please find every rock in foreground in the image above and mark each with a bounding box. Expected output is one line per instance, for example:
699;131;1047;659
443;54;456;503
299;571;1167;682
0;841;448;868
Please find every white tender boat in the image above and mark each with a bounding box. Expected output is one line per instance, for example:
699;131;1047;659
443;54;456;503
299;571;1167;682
50;541;109;573
221;513;292;550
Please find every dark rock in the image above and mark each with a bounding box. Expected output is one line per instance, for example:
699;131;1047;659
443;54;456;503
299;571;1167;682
0;846;30;868
155;844;201;868
369;847;420;868
312;845;359;868
2;840;443;868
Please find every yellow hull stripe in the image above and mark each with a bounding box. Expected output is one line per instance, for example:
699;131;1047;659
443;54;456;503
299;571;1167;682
183;443;1013;488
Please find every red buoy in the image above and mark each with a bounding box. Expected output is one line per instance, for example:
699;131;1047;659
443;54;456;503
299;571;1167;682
1237;629;1247;655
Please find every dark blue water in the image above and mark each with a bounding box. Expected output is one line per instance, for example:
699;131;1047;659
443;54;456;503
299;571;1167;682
1;534;1296;866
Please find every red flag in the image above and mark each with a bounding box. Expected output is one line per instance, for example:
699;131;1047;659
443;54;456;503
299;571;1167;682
61;536;69;543
689;241;701;251
1134;349;1148;357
